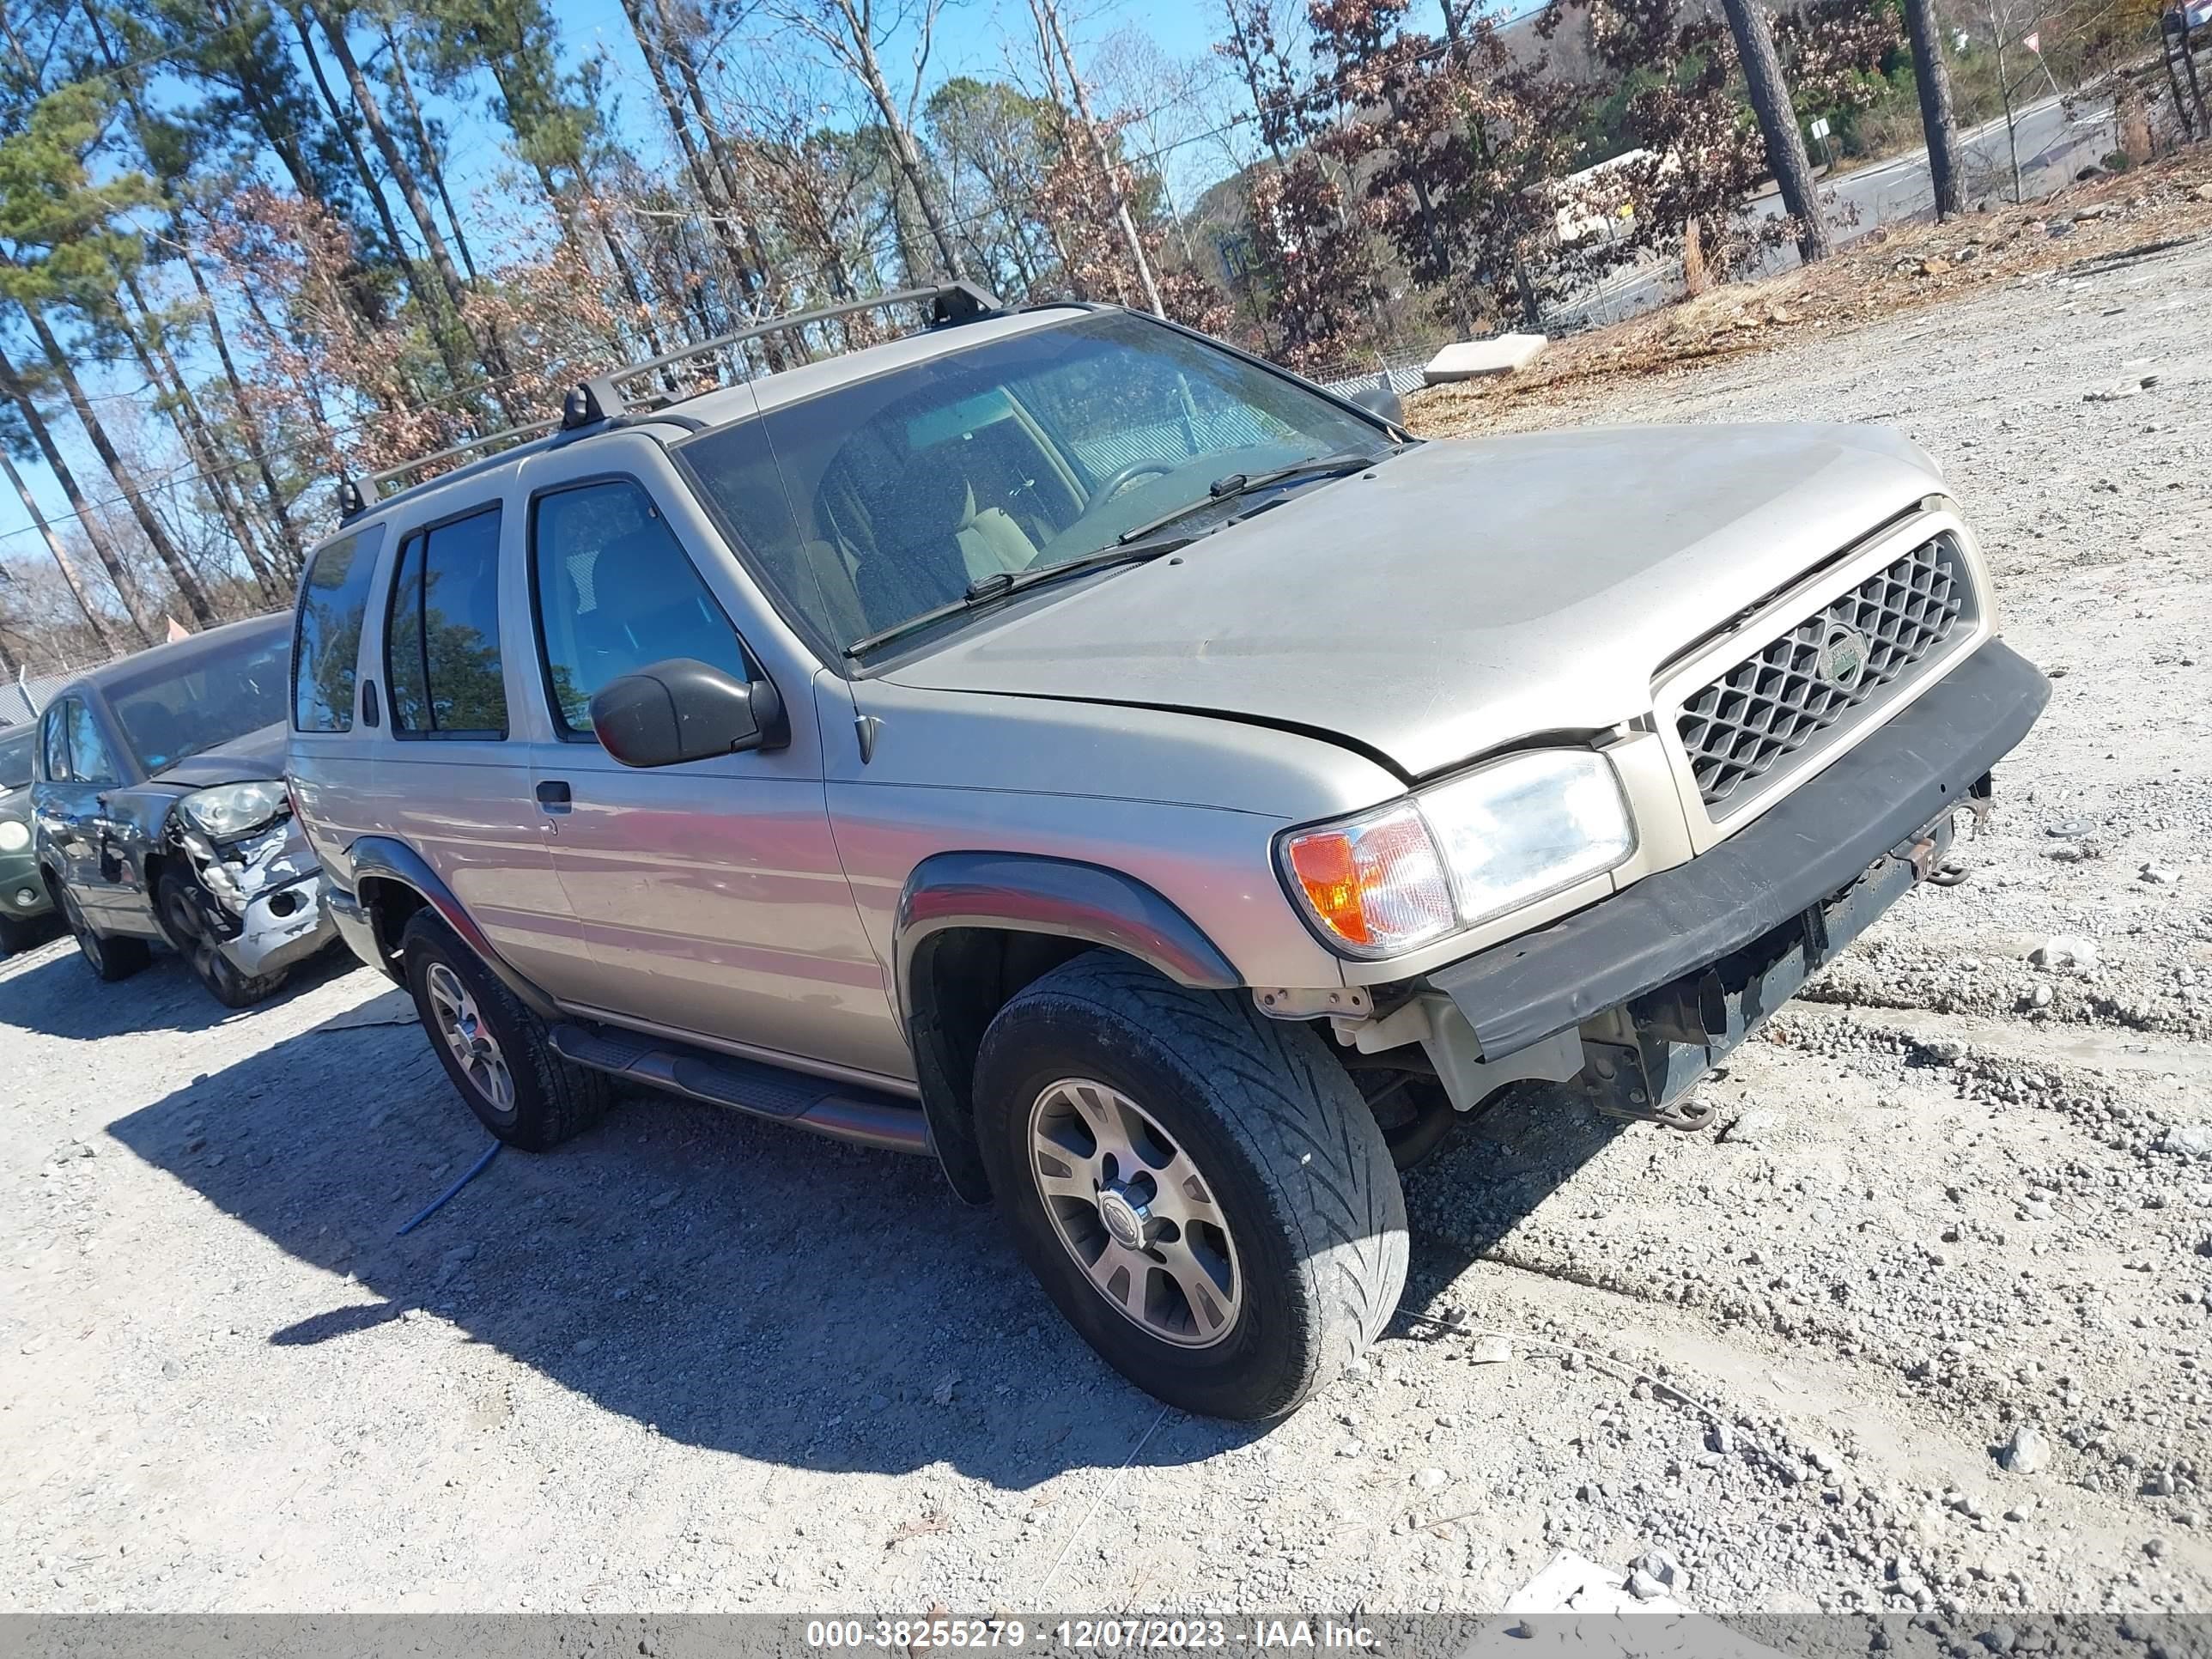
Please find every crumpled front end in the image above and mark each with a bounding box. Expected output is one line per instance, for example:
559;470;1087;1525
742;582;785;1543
163;811;335;979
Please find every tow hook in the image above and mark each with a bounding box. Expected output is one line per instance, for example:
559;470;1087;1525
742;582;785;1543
1925;794;1996;887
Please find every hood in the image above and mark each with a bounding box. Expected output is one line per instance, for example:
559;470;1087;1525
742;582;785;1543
884;423;1942;779
149;720;291;791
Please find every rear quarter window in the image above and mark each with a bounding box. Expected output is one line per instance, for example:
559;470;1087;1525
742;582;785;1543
294;532;380;732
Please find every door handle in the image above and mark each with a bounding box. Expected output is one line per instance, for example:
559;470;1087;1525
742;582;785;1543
535;780;573;813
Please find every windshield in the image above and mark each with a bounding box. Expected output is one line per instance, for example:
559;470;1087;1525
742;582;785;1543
0;726;31;793
107;628;290;775
679;311;1387;655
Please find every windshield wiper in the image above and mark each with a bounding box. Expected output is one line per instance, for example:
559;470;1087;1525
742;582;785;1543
1113;449;1382;547
845;450;1390;660
843;542;1185;660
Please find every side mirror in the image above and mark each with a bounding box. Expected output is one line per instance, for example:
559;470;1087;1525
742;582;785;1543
1348;382;1407;428
588;659;787;768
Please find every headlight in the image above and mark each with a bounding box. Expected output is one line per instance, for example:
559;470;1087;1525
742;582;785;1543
180;781;289;840
1279;750;1636;958
0;820;27;854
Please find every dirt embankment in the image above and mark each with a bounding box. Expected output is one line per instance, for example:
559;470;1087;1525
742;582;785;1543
1413;149;2212;437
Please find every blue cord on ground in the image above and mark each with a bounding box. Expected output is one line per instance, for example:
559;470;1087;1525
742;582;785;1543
395;1139;501;1237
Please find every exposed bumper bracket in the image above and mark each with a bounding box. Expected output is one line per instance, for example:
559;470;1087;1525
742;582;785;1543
1576;816;1942;1127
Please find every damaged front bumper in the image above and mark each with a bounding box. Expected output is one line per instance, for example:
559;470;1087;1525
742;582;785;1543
1404;639;2051;1122
168;813;337;980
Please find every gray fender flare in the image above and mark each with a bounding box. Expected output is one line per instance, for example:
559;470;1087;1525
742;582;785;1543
893;853;1241;1204
346;836;562;1021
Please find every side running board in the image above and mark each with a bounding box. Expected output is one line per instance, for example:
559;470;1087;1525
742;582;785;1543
546;1023;930;1157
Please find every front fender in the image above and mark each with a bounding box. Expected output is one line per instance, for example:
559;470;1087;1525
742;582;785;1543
893;852;1240;1020
893;853;1240;1205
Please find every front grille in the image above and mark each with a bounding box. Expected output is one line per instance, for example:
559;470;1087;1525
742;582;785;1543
1678;533;1968;813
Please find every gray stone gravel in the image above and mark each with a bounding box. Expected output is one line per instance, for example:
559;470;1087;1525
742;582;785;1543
2;230;2209;1618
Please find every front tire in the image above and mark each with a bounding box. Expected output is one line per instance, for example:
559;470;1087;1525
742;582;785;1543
974;951;1407;1421
157;873;283;1009
400;910;611;1151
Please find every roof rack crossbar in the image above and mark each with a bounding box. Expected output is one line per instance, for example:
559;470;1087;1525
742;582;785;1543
560;280;1000;429
362;416;562;501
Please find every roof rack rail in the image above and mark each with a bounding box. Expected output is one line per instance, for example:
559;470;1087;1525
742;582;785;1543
559;280;1000;430
342;416;562;520
333;281;999;524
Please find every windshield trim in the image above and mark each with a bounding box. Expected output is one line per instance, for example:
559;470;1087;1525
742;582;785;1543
667;306;1411;679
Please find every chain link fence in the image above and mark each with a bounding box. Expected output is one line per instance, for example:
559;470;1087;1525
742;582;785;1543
1;654;116;728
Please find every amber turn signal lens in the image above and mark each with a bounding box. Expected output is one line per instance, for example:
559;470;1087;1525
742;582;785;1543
1286;830;1367;945
1280;805;1455;954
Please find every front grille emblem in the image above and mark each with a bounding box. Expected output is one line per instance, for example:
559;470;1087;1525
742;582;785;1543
1818;625;1870;691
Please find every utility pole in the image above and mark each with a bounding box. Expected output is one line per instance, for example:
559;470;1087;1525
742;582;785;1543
1990;2;2024;204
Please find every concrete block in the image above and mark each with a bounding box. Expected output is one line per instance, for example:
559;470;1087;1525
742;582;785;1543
1424;333;1547;383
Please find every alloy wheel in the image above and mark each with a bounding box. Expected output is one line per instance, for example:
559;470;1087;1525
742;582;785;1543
1026;1077;1243;1349
425;961;514;1114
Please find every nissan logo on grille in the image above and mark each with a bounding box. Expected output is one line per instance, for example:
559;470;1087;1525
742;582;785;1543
1819;625;1870;691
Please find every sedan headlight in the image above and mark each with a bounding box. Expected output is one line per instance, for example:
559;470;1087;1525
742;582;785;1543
180;781;289;841
1279;750;1636;957
0;819;28;854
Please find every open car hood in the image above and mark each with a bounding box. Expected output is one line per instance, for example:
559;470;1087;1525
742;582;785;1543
882;423;1943;778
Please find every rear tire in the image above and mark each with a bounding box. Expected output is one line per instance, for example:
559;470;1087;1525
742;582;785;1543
974;951;1407;1421
56;884;150;983
400;910;611;1151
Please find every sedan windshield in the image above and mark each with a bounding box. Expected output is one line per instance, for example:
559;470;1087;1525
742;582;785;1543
107;629;290;775
679;311;1389;655
0;726;32;793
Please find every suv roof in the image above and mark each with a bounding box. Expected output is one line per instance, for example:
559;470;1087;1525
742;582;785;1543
338;282;1078;536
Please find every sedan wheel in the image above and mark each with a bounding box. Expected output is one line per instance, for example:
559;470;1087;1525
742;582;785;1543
58;885;149;982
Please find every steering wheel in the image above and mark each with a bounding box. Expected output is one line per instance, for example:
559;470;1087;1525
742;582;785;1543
1088;459;1176;506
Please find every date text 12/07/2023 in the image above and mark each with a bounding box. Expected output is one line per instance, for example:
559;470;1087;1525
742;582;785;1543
802;1618;1381;1650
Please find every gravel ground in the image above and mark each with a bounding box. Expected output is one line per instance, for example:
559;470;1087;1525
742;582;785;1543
3;228;2209;1629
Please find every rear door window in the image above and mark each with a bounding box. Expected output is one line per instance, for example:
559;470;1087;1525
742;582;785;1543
529;481;751;738
293;531;378;732
386;507;508;738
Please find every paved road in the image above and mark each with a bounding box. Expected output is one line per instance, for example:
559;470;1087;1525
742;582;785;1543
1555;93;2118;326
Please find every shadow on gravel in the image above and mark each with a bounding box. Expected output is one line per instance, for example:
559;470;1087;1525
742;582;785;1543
0;931;360;1042
1395;1082;1630;1316
103;994;1277;1486
103;985;1618;1486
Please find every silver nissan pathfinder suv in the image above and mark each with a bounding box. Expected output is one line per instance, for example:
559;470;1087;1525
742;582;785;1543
288;284;2047;1420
